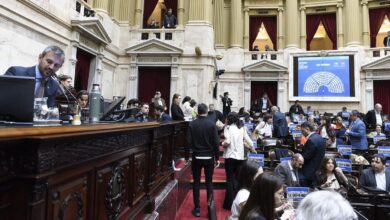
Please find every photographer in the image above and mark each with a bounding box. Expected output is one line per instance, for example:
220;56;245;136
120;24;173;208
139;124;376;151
220;92;232;119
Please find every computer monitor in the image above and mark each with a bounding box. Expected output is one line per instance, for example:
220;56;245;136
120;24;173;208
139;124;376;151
0;75;35;124
100;96;126;121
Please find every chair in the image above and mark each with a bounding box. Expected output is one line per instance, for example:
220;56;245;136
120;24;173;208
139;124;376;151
345;173;359;188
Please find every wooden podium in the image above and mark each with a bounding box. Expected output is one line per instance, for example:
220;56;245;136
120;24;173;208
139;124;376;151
0;121;187;220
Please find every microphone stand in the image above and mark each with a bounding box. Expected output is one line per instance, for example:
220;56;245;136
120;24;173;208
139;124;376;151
51;74;80;122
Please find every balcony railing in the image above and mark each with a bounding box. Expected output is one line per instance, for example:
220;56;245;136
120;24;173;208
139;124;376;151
365;47;390;59
244;51;284;65
129;28;185;47
75;0;95;18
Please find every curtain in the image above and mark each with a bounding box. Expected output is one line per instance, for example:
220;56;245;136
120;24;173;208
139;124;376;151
143;0;159;28
251;81;277;107
321;13;337;50
249;16;277;50
369;8;388;47
262;16;277;51
374;80;390;115
164;0;178;17
75;49;93;91
138;67;171;110
306;14;322;50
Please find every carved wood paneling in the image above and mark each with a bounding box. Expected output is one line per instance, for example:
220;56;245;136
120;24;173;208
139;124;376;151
95;159;129;220
130;152;146;206
48;176;88;220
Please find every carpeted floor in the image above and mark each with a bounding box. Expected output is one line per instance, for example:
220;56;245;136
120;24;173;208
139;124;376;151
175;189;231;220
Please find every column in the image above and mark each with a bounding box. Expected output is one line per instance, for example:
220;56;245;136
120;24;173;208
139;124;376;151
214;0;224;47
119;0;131;23
345;0;361;46
128;56;138;99
93;0;109;13
337;2;344;48
170;56;179;105
230;0;243;47
134;0;142;28
300;6;306;50
285;0;299;48
177;0;185;27
243;7;250;50
361;0;370;47
277;7;284;50
68;38;79;81
189;0;204;21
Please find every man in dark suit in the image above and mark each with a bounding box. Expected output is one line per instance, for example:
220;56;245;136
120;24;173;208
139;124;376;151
134;103;150;122
346;110;368;151
154;105;171;122
384;31;390;47
360;154;390;192
186;103;220;217
274;153;304;187
289;100;305;116
4;45;64;107
364;103;384;129
258;92;273;114
271;106;289;139
220;92;232;119
299;122;326;187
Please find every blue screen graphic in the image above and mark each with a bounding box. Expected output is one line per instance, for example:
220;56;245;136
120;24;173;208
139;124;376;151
297;56;350;97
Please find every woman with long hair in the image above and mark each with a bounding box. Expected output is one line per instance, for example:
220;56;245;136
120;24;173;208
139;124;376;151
317;116;336;148
170;93;184;120
239;173;284;220
315;157;349;191
229;161;263;220
222;112;254;209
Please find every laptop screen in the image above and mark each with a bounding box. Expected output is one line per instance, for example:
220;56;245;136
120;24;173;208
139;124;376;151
0;75;35;123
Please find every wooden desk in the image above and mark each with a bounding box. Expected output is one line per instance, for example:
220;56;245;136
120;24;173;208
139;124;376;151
0;121;188;220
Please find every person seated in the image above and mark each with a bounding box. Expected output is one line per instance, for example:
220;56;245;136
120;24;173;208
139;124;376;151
154;105;171;122
314;157;349;192
4;45;65;107
239;173;289;220
56;74;77;103
163;8;177;28
289;100;304;116
238;107;251;123
229;160;263;220
254;114;273;140
359;154;390;192
368;124;386;138
126;98;140;118
274;153;304;187
295;191;357;220
134;103;150;122
250;99;261;119
76;90;89;121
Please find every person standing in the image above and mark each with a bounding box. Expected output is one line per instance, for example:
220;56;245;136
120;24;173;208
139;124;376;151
384;31;390;47
151;91;167;111
220;92;233;119
163;8;177;28
170;93;184;120
299;122;326;187
271;106;289;141
186;103;220;217
364;103;384;129
259;92;273;114
346;110;368;152
4;45;65;107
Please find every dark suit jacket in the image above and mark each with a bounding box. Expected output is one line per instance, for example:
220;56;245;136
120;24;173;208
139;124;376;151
151;98;166;109
259;98;272;111
359;167;390;192
364;109;384;129
349;118;368;150
158;112;172;122
4;66;60;107
186;116;219;161
274;161;300;187
273;111;289;138
384;36;390;47
301;133;326;183
289;104;304;115
171;103;184;120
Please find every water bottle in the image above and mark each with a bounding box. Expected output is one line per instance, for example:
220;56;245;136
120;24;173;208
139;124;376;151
89;84;101;123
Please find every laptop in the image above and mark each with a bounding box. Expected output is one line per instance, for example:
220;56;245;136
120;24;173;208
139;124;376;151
0;75;35;124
